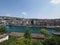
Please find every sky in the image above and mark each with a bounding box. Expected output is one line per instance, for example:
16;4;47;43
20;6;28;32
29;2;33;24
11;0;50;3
0;0;60;19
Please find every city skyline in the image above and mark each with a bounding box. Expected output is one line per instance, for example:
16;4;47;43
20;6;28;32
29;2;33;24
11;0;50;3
0;0;60;19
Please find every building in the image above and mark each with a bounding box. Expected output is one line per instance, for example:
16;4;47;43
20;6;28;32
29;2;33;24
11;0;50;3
0;34;9;42
0;16;60;27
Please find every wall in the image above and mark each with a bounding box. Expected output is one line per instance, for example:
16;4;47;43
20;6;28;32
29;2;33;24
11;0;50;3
0;35;9;42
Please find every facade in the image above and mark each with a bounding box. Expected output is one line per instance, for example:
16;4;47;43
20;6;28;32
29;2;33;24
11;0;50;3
0;16;60;27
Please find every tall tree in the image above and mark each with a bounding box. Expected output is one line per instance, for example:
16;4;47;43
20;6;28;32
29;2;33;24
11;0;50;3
24;27;32;39
23;27;32;45
31;20;34;25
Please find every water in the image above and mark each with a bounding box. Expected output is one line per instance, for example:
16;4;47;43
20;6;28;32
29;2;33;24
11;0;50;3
6;26;56;34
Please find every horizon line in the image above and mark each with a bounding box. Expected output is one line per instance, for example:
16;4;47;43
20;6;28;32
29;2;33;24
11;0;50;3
0;16;60;19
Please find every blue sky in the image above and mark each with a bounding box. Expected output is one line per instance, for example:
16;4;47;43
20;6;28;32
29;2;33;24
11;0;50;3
0;0;60;19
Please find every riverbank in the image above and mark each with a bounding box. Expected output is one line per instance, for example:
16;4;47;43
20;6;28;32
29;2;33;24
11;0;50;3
9;32;45;39
8;25;60;29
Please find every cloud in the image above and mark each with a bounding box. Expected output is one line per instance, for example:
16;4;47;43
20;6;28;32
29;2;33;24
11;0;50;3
21;12;27;15
50;0;60;4
21;12;27;18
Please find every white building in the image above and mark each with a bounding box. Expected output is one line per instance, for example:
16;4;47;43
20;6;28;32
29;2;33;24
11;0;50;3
0;34;9;42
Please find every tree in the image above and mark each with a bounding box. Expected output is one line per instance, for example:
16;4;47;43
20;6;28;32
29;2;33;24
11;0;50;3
16;27;32;45
32;40;43;45
31;20;34;25
18;37;32;45
0;26;7;34
40;29;51;38
23;27;32;45
24;27;32;39
43;36;60;45
0;36;18;45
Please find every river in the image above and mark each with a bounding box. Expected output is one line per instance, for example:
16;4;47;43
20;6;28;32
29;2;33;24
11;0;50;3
6;26;56;34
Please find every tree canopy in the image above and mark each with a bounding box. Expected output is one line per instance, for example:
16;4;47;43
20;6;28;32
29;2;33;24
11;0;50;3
0;26;7;35
40;29;51;38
